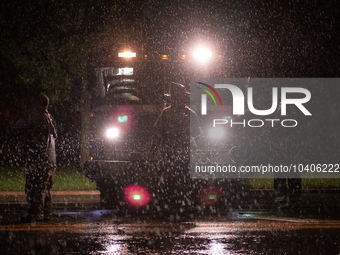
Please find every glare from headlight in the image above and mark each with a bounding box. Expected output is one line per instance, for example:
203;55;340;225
193;47;212;63
208;126;225;140
106;128;119;138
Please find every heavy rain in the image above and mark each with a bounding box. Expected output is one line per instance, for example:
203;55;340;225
0;0;340;254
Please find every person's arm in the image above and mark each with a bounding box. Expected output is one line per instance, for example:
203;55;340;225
28;115;50;164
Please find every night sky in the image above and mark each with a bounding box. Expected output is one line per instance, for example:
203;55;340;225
0;0;339;114
112;0;339;77
1;0;339;77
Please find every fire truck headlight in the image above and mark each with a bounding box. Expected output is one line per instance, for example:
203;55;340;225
193;47;212;63
106;128;119;139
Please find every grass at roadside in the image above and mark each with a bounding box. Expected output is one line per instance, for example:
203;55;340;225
1;166;340;191
53;167;97;191
0;167;26;191
0;166;97;191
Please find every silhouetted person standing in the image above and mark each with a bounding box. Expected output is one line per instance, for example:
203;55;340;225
153;83;200;214
24;93;57;222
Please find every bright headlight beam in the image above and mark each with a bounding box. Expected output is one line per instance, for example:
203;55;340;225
106;128;119;138
193;47;212;63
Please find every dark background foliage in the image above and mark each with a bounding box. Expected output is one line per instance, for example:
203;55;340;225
0;0;338;167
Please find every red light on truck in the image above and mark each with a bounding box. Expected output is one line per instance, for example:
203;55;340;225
124;185;151;207
199;184;222;206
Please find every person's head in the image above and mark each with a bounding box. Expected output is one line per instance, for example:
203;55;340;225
36;93;49;113
169;83;190;107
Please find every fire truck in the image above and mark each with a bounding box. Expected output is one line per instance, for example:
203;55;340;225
85;43;245;213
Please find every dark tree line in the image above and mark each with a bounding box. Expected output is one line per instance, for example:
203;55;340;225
0;0;338;168
0;0;127;168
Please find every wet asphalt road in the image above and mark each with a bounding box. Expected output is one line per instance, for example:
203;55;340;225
1;207;340;255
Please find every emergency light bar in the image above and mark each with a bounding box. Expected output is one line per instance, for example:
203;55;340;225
118;52;136;58
116;49;221;61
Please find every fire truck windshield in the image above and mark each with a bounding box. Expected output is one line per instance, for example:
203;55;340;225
103;76;161;106
93;62;164;107
106;81;141;105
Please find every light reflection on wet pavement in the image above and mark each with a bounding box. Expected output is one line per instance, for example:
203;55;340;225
1;210;340;254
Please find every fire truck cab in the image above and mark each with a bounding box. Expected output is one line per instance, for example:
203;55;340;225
85;43;243;213
85;44;166;210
